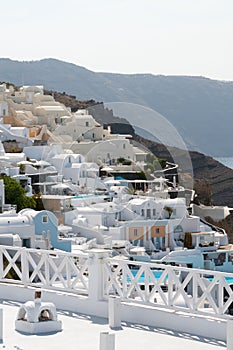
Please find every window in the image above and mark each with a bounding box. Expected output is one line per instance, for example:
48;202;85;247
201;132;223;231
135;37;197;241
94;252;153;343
3;109;6;116
86;121;89;127
133;229;138;237
141;209;144;216
123;143;126;149
42;215;48;223
153;209;156;216
156;228;160;233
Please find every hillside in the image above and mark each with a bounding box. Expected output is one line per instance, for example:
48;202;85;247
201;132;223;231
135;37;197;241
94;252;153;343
134;135;233;207
0;58;233;156
47;91;233;207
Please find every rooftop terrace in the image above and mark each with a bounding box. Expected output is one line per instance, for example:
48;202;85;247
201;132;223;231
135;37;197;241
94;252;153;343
0;299;226;350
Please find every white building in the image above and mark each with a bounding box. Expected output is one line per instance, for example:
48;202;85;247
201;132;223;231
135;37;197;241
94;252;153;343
24;144;101;190
54;109;104;142
64;194;227;251
50;152;99;186
13;85;44;104
0;122;33;147
0;84;71;136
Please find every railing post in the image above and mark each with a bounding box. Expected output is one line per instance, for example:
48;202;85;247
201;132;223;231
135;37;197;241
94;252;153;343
108;296;121;329
0;309;3;341
99;332;115;350
44;252;50;287
87;249;111;301
227;319;233;349
0;246;3;279
21;247;29;286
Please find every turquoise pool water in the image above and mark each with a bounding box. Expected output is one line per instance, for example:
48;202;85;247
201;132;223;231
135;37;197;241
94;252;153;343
207;276;233;285
127;269;167;284
73;194;94;198
73;194;108;199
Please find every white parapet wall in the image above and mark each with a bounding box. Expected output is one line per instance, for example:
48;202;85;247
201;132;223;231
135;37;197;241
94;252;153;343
0;283;227;342
193;203;231;221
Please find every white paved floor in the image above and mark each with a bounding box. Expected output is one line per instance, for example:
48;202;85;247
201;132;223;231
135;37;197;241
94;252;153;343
0;300;226;350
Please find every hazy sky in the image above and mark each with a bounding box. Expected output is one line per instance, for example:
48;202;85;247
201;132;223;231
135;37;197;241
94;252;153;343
2;0;233;80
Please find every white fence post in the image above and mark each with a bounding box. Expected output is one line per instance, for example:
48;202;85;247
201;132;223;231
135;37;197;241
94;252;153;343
0;309;3;341
0;246;3;279
87;249;111;301
21;247;29;286
99;332;115;350
109;296;121;329
227;320;233;349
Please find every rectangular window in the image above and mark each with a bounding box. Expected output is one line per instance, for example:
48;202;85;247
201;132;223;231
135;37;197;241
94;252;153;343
156;228;160;233
153;209;156;216
42;215;48;223
134;229;138;237
141;209;144;216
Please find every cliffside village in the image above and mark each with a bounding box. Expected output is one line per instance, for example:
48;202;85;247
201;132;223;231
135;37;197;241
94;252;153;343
0;83;231;263
1;83;233;349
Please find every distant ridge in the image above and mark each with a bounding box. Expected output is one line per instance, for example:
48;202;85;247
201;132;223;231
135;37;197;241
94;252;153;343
0;58;233;156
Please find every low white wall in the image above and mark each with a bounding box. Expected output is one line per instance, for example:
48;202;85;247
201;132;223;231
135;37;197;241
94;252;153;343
0;283;226;342
121;303;226;342
193;204;230;221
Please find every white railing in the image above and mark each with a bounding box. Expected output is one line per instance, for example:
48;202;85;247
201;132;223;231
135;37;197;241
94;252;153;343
104;258;233;319
0;245;89;294
2;244;233;320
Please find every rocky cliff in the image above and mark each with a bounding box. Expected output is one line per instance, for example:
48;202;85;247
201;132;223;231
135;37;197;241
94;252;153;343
134;135;233;207
50;90;233;207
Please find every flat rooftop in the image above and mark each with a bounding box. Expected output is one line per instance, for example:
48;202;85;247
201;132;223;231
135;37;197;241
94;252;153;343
0;299;226;350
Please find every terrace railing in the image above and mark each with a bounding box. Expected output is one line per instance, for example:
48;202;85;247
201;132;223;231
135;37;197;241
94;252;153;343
0;245;89;294
1;245;233;320
104;258;233;319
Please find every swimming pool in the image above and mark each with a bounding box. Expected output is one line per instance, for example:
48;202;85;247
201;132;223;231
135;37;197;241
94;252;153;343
127;269;168;284
206;276;233;285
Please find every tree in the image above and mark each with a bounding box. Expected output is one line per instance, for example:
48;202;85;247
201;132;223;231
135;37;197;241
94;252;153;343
184;232;193;249
0;175;36;212
33;192;45;211
146;153;167;170
163;206;173;219
19;164;25;174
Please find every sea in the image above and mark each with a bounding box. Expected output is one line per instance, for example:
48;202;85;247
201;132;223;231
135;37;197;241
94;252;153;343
214;157;233;170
